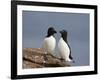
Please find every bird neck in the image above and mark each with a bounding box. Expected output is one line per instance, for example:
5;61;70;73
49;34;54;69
46;34;54;37
61;35;67;43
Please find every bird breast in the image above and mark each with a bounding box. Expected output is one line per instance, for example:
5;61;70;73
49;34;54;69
42;36;56;53
58;38;70;60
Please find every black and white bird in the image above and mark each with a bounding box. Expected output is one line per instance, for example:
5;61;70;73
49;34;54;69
42;27;57;55
58;30;74;62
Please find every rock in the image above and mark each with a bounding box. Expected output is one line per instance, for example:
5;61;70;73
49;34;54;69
23;48;71;69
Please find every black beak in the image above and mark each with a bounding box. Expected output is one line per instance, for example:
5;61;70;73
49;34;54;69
59;31;62;33
54;30;57;33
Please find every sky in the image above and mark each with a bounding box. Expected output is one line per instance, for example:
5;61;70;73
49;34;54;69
22;11;90;66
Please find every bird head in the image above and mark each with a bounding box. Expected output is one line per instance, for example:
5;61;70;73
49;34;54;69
59;30;67;36
59;30;68;41
47;27;57;37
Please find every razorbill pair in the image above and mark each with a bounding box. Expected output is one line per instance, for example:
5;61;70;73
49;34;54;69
42;27;74;63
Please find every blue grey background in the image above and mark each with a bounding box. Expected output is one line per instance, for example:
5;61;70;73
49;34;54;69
22;11;90;66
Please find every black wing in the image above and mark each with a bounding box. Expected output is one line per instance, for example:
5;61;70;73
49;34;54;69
67;42;73;60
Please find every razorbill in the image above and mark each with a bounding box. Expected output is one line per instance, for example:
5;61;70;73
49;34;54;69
42;27;57;55
58;30;74;62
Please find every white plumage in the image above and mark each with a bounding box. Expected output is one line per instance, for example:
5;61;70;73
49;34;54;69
42;27;57;55
58;36;72;62
42;36;56;54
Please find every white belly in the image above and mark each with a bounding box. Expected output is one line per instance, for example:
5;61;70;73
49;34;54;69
42;36;56;54
58;38;70;61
